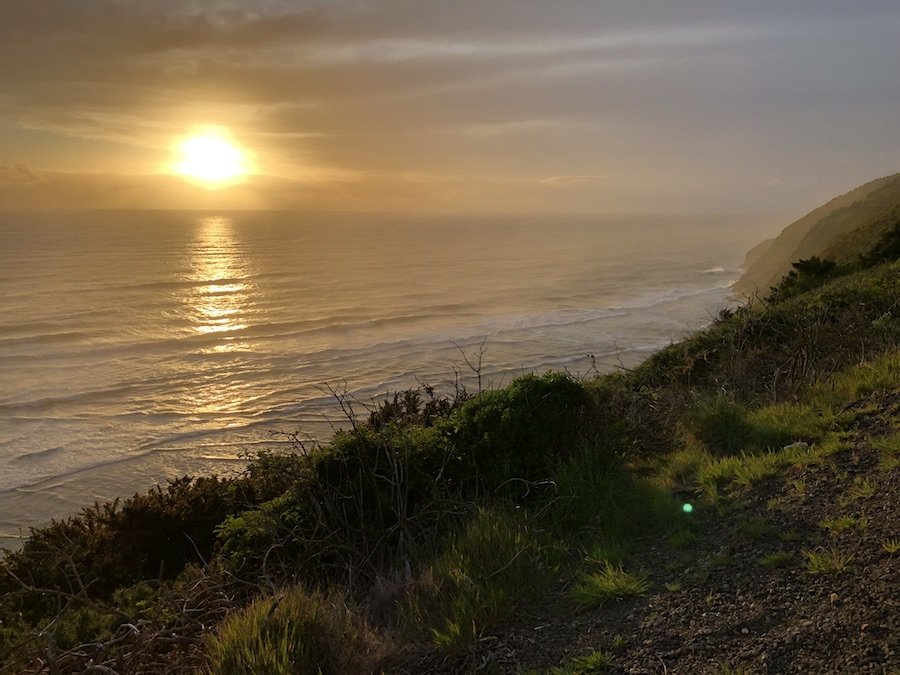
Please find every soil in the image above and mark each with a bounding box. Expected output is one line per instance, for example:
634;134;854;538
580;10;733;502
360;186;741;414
394;390;899;674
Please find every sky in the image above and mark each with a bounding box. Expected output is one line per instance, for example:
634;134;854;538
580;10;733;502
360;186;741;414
1;0;898;214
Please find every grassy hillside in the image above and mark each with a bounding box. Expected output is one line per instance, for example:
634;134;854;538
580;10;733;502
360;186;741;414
734;173;900;297
1;224;898;673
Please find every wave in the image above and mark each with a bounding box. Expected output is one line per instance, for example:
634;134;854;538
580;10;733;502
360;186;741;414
10;446;67;463
0;383;142;414
610;283;732;311
0;330;94;347
0;435;296;495
0;321;69;338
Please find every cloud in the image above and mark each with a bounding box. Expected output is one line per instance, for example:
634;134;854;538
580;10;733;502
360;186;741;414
1;1;898;213
0;162;36;184
540;174;608;185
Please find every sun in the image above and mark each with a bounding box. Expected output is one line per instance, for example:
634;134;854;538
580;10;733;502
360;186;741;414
173;132;248;186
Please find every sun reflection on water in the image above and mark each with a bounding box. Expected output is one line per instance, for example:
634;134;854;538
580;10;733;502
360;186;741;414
190;216;251;342
185;216;258;417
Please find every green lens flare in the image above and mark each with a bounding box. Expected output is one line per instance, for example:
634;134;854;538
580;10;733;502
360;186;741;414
682;503;693;513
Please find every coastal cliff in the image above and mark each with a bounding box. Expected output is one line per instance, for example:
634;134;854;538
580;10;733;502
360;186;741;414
734;173;900;298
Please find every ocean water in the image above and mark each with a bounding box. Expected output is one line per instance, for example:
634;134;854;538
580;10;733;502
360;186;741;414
0;210;773;548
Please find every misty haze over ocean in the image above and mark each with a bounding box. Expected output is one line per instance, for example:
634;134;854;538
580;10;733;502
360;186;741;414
0;211;774;547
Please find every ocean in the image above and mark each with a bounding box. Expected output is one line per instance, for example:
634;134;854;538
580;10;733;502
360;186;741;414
0;210;774;549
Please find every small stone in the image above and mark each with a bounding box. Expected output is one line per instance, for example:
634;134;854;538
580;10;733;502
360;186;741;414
742;628;750;635
829;592;840;604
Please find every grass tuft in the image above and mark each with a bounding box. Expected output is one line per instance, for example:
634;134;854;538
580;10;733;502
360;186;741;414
667;528;698;549
547;650;614;674
404;508;552;653
803;546;854;574
819;515;867;534
570;562;649;608
758;551;793;568
203;586;380;675
846;477;875;500
882;538;900;554
739;516;771;541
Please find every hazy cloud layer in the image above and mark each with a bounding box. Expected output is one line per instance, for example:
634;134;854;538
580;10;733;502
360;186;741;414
1;1;898;212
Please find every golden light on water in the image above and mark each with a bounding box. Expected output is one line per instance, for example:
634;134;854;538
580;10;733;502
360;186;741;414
173;131;248;186
187;216;255;414
191;216;250;343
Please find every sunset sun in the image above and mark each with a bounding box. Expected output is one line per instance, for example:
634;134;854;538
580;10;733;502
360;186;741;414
173;132;247;185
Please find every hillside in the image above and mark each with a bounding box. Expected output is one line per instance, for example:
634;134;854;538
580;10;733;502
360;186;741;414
414;382;900;673
734;173;900;297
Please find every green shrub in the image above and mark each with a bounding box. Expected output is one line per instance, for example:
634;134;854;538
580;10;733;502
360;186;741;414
217;422;470;585
53;604;116;650
632;261;900;399
684;395;753;456
451;372;594;494
768;257;845;303
549;440;682;552
0;475;256;627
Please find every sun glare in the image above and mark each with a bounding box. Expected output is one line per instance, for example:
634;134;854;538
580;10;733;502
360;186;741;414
174;133;247;186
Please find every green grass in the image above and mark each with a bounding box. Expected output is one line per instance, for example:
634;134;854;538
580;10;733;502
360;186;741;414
584;539;631;566
819;516;868;534
545;650;614;674
803;546;855;574
664;581;684;592
570;562;650;608
739;516;771;541
667;527;698;549
872;431;900;471
203;586;381;675
758;551;793;568
404;508;553;653
709;552;732;567
766;496;789;512
778;529;803;542
717;665;751;675
788;477;808;495
882;538;900;554
846;477;876;501
809;351;900;410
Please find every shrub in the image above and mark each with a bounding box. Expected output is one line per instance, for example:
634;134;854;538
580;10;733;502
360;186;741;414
218;423;468;585
0;475;255;626
768;257;845;303
451;372;594;495
683;395;753;456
